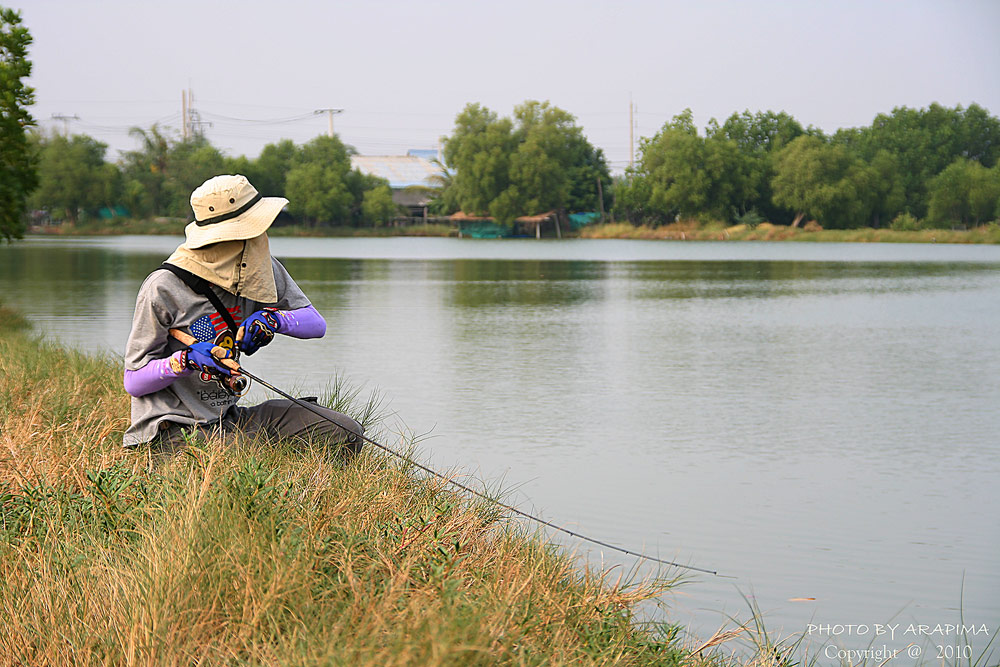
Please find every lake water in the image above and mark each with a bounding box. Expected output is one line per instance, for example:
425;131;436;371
2;235;998;658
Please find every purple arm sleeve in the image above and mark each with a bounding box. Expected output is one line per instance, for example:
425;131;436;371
278;304;327;339
123;352;191;397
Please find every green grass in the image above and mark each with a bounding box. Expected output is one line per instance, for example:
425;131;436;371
1;308;735;666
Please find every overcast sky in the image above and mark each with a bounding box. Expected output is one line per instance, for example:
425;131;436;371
15;0;1000;173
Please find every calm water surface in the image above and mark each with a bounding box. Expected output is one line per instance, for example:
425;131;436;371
3;236;998;655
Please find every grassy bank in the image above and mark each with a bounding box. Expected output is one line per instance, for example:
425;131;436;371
580;221;1000;244
0;308;740;666
31;218;1000;244
29;218;457;238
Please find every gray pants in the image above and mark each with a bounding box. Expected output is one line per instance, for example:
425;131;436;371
149;398;364;466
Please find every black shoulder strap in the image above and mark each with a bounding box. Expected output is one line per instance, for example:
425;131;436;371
158;262;239;337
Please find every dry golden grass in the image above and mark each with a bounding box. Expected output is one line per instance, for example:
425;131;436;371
2;318;725;666
580;221;1000;244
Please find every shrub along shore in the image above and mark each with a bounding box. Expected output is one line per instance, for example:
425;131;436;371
27;217;1000;244
0;304;761;666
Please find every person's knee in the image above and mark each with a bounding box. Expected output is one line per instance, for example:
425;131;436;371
294;403;365;456
338;415;365;457
319;409;364;456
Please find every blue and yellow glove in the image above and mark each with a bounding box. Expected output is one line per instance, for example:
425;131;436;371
238;308;282;356
185;341;234;376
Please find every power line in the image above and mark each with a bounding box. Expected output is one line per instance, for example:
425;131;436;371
200;110;317;125
51;113;80;135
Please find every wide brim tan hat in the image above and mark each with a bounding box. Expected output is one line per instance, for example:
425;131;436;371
182;174;288;250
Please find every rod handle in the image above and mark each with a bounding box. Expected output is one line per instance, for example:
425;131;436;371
168;328;241;373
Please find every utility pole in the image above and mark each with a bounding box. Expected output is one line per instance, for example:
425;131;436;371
597;176;605;223
51;113;80;136
183;87;210;139
314;108;343;137
628;95;634;170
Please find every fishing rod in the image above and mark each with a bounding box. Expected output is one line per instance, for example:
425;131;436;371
169;328;718;576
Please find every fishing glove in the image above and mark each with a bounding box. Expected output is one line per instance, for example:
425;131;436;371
185;341;233;377
238;308;282;356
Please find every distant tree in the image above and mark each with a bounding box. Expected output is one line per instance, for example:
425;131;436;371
443;104;516;219
622;109;755;224
859;150;905;228
715;109;805;155
121;125;172;217
834;103;1000;217
927;159;1000;227
441;101;609;225
972;165;1000;224
164;137;226;218
285;162;353;225
611;173;653;223
426;158;459;215
120;128;227;219
711;110;806;222
511;100;611;216
771;135;872;228
29;133;118;222
223;155;253;180
284;136;356;224
251;139;299;197
361;184;398;225
0;7;36;241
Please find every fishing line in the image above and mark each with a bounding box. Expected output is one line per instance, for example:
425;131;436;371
168;329;715;575
236;365;718;576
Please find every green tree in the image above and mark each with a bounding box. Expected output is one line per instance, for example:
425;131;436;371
0;8;36;241
121;125;172;217
441;101;609;225
251;139;299;197
858;150;905;228
715;110;805;155
834;103;1000;217
361;184;398;225
510;100;611;216
426;159;459;215
927;158;1000;227
772;135;872;228
164;137;226;218
443;104;515;218
284;136;356;224
29;133;118;222
285;162;352;224
971;165;1000;223
623;109;755;224
711;110;807;222
120;128;227;219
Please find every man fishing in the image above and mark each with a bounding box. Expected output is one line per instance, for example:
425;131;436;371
122;174;363;464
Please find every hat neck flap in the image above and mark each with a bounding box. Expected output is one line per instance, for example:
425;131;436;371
165;234;277;303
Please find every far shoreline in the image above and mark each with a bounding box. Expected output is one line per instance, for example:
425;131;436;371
26;219;1000;245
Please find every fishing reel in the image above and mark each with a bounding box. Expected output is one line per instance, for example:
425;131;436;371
185;347;251;397
197;363;250;397
223;373;250;397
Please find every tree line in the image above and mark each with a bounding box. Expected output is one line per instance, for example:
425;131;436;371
4;8;999;241
28;129;397;228
616;104;1000;230
23;100;1000;236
